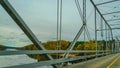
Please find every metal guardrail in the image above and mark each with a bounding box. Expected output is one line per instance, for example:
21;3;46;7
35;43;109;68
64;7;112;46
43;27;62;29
0;50;111;56
4;53;110;68
0;49;111;68
0;49;111;67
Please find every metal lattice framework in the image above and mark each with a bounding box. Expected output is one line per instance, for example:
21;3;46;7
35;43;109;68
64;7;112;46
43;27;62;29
0;0;120;68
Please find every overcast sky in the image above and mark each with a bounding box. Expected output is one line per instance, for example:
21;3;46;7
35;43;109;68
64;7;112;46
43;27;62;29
0;0;119;47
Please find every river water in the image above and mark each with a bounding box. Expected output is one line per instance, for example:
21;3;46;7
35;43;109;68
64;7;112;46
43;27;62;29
0;54;53;68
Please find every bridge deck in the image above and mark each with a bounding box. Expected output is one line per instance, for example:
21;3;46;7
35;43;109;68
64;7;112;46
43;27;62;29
63;53;120;68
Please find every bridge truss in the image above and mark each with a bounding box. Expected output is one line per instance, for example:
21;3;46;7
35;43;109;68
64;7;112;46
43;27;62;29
0;0;120;68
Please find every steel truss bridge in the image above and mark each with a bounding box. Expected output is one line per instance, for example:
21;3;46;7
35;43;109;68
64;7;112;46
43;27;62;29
0;0;120;68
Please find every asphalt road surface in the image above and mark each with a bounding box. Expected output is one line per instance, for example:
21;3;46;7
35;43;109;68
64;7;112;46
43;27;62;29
110;55;120;68
63;53;120;68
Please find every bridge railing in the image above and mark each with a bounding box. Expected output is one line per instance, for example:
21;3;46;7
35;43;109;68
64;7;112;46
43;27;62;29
0;50;111;68
0;50;111;56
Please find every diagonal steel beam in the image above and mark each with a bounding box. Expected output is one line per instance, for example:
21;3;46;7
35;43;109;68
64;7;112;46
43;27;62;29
96;0;120;6
62;0;86;59
0;0;56;66
0;0;45;52
64;25;85;57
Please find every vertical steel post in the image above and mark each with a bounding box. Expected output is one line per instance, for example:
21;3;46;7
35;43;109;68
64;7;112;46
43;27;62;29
105;24;108;55
94;9;97;58
83;0;87;61
108;29;110;54
101;17;104;55
119;40;120;52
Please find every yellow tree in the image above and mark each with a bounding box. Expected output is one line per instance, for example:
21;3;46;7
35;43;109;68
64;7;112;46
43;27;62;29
58;40;69;50
20;40;70;61
74;44;83;56
84;40;96;55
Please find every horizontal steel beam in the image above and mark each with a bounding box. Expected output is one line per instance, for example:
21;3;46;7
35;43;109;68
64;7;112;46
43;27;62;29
102;11;120;15
97;28;120;31
6;54;108;68
110;24;120;26
111;27;120;29
107;18;120;22
6;56;88;68
0;50;110;56
96;0;120;6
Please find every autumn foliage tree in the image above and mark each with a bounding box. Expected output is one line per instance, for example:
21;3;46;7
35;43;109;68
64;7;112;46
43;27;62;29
84;40;96;50
0;45;6;50
0;39;105;61
42;40;69;50
20;40;70;60
19;40;100;61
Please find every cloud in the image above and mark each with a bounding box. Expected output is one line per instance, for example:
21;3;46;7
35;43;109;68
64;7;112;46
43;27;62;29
0;0;107;45
0;30;32;47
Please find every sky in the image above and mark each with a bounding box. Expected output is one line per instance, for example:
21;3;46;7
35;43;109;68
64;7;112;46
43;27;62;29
0;0;120;47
